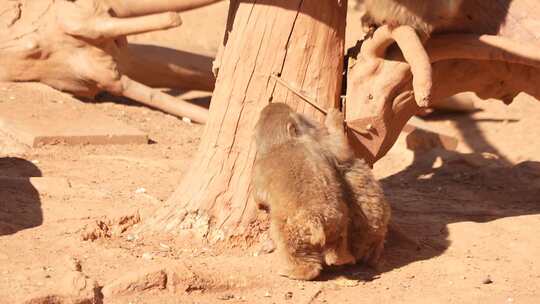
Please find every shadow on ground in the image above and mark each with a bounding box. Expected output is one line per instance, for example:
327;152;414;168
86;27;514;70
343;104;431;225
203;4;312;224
321;110;540;281
0;157;43;236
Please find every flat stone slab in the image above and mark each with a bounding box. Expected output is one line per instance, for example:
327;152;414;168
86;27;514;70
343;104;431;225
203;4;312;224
0;83;148;147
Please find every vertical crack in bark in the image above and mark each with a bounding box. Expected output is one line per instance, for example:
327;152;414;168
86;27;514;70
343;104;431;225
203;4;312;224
213;0;257;147
211;2;269;229
230;141;258;231
268;0;304;100
277;0;304;74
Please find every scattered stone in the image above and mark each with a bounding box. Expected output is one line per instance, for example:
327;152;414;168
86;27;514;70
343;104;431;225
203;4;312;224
264;291;271;297
284;291;293;300
65;256;82;272
334;277;360;287
135;187;147;194
81;212;141;241
159;243;171;251
482;276;493;284
111;213;141;236
218;293;235;300
142;252;154;261
81;220;111;241
101;268;167;298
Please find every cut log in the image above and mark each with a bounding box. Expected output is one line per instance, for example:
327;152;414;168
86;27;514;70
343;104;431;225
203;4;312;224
137;0;348;243
0;0;217;123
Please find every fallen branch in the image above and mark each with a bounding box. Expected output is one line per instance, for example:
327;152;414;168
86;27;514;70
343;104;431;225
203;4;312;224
361;25;432;107
427;34;540;68
0;0;214;123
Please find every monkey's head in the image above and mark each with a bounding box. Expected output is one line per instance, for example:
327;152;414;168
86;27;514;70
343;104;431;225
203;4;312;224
254;103;318;155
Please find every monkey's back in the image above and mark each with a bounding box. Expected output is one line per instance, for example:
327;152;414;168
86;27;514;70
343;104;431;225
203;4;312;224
253;138;349;237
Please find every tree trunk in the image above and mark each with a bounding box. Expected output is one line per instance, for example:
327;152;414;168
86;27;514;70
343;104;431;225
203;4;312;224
138;0;348;244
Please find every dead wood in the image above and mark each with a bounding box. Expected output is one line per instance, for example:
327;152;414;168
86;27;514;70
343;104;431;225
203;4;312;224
0;0;220;123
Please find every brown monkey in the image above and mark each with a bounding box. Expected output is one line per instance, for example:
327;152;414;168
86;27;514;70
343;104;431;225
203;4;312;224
323;108;391;267
252;103;355;280
343;160;391;266
362;0;463;38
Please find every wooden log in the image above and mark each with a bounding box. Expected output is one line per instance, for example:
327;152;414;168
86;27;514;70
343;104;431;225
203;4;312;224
0;0;216;123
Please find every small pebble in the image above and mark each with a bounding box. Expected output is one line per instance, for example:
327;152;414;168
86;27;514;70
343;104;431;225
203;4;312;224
159;243;171;251
182;117;192;124
483;276;493;284
264;291;271;297
284;291;293;300
335;277;360;287
218;294;235;300
142;252;153;260
66;256;82;272
135;187;146;194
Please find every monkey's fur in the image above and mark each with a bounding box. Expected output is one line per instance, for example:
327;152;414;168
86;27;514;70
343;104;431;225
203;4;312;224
252;103;391;279
362;0;463;37
252;103;356;280
342;159;391;266
323;106;391;266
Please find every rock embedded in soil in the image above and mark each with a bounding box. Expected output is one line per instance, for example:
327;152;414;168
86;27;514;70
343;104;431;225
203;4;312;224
23;271;99;304
482;276;494;284
101;267;167;298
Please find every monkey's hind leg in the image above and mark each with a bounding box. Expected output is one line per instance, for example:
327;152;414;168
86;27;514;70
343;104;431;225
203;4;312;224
273;218;324;280
363;233;387;269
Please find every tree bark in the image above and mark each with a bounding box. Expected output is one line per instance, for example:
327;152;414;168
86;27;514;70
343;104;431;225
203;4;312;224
138;0;348;244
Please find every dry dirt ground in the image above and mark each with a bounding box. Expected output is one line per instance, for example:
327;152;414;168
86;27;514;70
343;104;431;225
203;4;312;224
1;2;540;304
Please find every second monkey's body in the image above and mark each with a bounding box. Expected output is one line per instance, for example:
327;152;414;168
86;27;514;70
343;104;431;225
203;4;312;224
362;0;463;37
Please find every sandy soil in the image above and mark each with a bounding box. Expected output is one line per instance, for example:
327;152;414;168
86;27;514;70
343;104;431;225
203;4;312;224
1;2;540;303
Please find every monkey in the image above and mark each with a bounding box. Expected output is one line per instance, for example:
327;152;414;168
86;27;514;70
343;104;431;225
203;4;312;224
342;159;391;266
322;107;391;267
361;0;463;38
252;103;356;280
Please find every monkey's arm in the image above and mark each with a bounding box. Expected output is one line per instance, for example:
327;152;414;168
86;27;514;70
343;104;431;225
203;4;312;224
252;162;270;210
323;109;355;164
